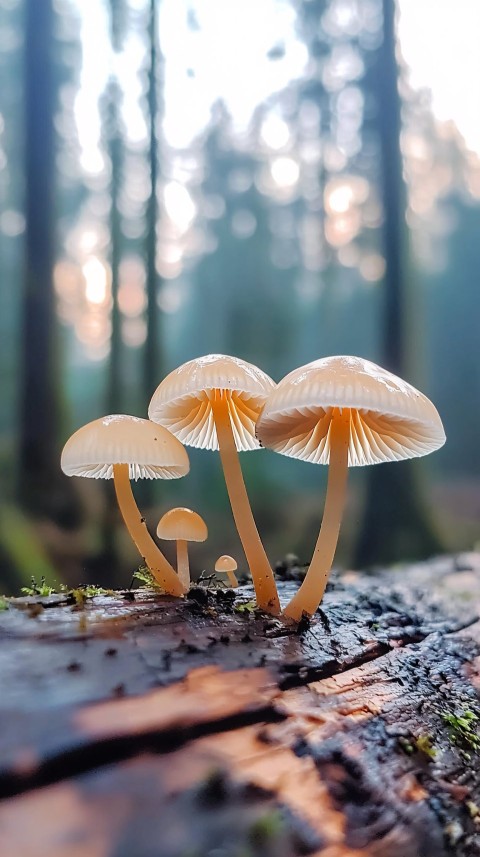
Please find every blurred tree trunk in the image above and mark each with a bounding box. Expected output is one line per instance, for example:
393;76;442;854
141;0;162;507
98;6;127;575
18;0;72;522
144;0;162;404
105;79;123;416
354;0;442;568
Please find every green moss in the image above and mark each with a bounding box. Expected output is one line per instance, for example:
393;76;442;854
248;810;284;846
441;707;480;752
70;585;114;608
0;597;8;611
78;585;112;598
397;734;437;759
132;566;163;590
235;600;257;614
21;576;56;597
414;734;437;759
71;588;88;608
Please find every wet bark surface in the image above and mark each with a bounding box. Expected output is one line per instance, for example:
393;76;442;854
0;554;479;856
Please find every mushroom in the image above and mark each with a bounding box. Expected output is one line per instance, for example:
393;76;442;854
156;508;208;591
148;354;280;614
256;356;446;621
61;414;189;596
215;554;238;588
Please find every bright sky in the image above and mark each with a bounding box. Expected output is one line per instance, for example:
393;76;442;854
398;0;480;154
73;0;480;164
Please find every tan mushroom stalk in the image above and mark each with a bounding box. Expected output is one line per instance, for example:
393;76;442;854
215;554;238;588
61;415;189;596
257;356;446;621
148;354;280;615
157;508;208;591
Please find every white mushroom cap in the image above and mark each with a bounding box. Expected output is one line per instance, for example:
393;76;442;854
157;508;208;542
215;555;238;572
61;415;190;480
148;354;275;452
256;356;446;467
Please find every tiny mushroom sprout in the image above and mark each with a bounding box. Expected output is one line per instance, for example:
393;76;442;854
148;354;280;615
157;507;208;591
256;356;446;621
61;415;190;597
215;554;238;588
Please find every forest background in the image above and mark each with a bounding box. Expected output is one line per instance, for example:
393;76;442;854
0;0;479;592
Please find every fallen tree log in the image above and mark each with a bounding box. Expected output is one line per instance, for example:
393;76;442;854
0;554;479;856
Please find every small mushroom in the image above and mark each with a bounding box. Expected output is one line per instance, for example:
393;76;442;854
257;356;446;621
157;508;208;591
215;555;238;588
61;415;189;596
148;354;280;615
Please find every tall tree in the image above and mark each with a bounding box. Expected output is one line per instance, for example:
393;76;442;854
103;77;123;415
354;0;441;566
144;0;162;404
105;0;127;415
18;0;68;519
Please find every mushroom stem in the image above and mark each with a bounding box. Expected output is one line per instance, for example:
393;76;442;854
113;464;184;596
176;539;190;591
284;408;350;621
211;392;280;615
226;570;238;588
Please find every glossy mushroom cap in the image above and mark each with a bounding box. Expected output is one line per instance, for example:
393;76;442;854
256;356;446;466
61;415;190;480
215;555;238;573
157;508;208;542
148;354;275;451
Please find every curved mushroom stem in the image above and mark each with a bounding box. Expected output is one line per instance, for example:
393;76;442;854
211;392;280;615
284;408;351;621
113;464;184;597
176;539;190;591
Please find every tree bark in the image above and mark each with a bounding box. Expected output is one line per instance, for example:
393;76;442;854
0;554;479;855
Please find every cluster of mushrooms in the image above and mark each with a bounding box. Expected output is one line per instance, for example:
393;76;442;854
61;354;446;621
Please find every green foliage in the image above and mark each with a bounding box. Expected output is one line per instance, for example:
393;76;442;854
77;584;112;598
0;597;8;611
441;707;480;753
398;734;437;758
413;734;437;759
71;585;113;606
234;600;257;614
132;566;163;590
248;810;284;846
21;576;57;596
0;505;58;590
20;578;112;602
